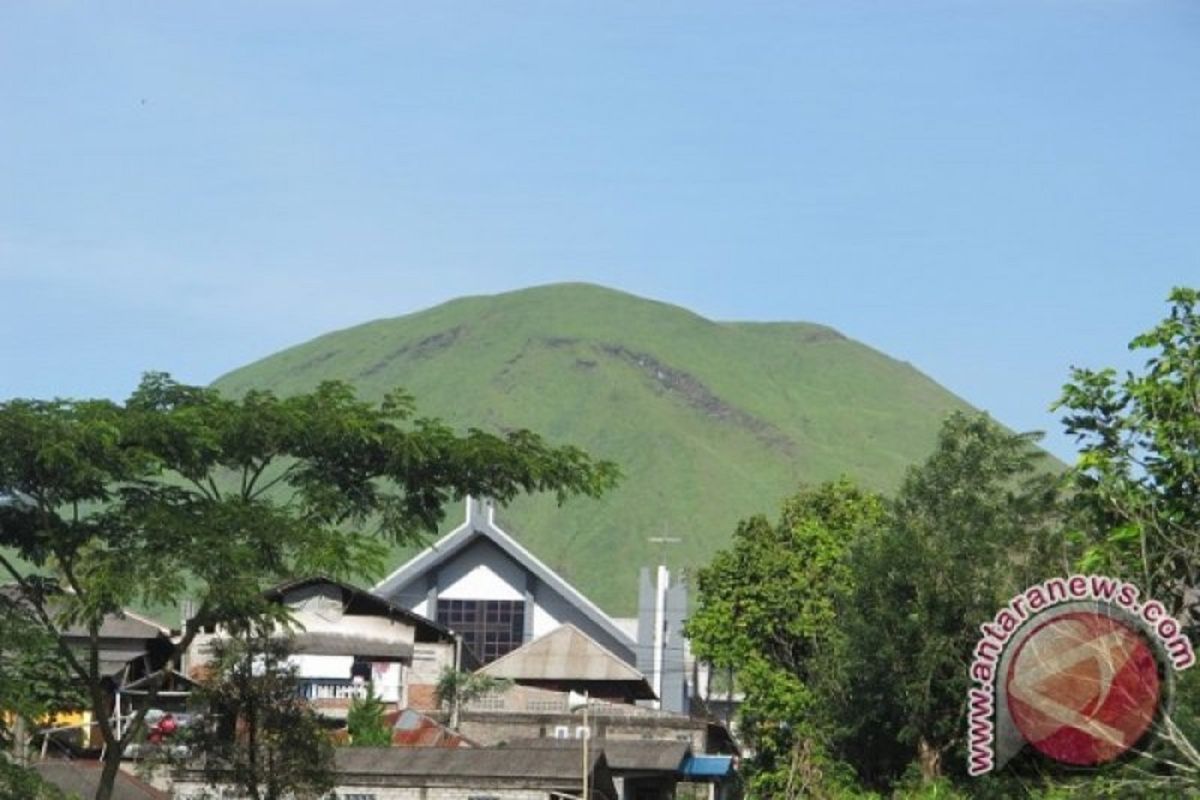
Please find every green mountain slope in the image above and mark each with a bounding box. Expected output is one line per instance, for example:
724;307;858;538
214;283;976;614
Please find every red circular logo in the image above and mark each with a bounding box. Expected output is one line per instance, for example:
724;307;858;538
1005;611;1161;765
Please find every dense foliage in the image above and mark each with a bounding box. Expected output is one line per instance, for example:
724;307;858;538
842;413;1064;785
1053;286;1200;793
687;479;886;798
0;592;85;800
1056;286;1200;631
690;287;1200;797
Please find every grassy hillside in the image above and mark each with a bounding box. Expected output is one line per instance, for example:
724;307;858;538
214;283;976;615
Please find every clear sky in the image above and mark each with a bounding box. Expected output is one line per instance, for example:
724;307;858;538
2;1;1198;461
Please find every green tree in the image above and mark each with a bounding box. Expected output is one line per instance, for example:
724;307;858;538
0;588;86;799
686;479;886;799
0;588;85;752
1055;286;1200;792
1055;286;1200;628
184;627;332;800
843;412;1063;786
0;373;618;800
345;687;391;747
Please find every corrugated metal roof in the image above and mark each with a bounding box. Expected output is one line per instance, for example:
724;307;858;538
505;738;690;772
480;624;652;688
334;745;601;779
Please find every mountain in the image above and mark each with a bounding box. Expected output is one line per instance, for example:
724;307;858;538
213;283;976;614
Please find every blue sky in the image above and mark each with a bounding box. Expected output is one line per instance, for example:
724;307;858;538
2;1;1198;461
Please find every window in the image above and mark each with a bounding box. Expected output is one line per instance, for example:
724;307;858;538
553;725;571;739
436;599;525;663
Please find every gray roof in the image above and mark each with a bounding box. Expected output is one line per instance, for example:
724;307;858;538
288;630;413;660
35;761;166;800
506;738;690;772
480;623;655;698
373;498;634;651
62;610;169;641
1;585;169;640
265;575;454;643
334;745;603;779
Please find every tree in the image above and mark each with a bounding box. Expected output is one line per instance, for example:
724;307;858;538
686;479;887;799
434;668;513;730
183;627;333;800
345;687;391;747
1055;286;1200;792
1055;286;1200;630
1;590;84;800
843;412;1063;785
0;373;619;800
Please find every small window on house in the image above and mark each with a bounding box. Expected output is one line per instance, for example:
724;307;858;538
575;725;590;739
553;725;570;739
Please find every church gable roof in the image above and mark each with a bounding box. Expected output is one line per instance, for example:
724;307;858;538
373;498;634;651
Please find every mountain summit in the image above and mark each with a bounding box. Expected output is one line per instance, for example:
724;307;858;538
214;283;973;613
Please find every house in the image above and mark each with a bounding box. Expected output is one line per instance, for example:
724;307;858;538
185;576;459;719
2;584;178;752
171;746;618;800
374;497;694;713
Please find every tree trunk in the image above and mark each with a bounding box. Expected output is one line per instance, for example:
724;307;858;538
12;716;28;764
917;737;943;782
95;750;123;800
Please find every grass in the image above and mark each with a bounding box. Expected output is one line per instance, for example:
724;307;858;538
212;282;983;615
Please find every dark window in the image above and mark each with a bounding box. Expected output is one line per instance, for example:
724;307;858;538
435;599;525;663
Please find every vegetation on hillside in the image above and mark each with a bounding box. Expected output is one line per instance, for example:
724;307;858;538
213;283;981;613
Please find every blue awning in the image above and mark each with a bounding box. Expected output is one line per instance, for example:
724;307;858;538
681;754;734;779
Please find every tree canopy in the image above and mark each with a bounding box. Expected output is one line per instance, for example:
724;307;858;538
0;373;619;800
687;478;887;798
688;414;1065;797
1056;286;1200;630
